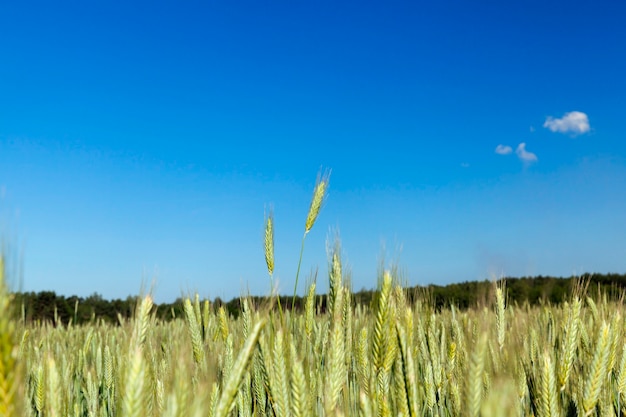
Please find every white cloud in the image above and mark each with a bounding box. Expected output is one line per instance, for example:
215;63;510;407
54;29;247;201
516;142;537;163
495;145;513;155
543;111;590;135
461;162;470;168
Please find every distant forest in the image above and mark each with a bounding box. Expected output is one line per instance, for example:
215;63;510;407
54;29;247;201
10;272;626;325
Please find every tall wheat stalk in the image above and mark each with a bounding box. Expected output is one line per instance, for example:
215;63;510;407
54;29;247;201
293;169;330;309
264;209;283;316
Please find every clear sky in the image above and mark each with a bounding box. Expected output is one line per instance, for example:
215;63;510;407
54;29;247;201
1;0;626;303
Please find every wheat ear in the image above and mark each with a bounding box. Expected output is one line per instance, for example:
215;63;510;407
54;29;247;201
130;295;153;349
325;286;346;414
122;347;147;417
582;321;611;416
264;210;283;316
304;169;330;234
328;238;342;317
264;210;274;276
293;169;330;307
45;354;61;417
468;333;487;417
495;284;506;352
268;329;290;417
557;296;580;391
372;271;393;376
540;352;559;417
289;340;309;417
218;306;229;342
304;281;316;341
183;298;206;367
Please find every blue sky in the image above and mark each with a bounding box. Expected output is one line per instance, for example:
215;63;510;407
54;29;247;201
1;0;626;303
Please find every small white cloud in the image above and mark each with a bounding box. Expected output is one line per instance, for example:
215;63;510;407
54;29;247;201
543;111;590;135
461;162;470;168
516;142;537;163
495;145;513;155
529;126;535;133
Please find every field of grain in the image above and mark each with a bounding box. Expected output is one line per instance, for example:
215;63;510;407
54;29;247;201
2;252;626;416
2;174;625;416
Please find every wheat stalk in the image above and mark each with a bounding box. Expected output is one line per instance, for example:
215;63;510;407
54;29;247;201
468;333;486;417
304;282;316;342
557;297;580;391
293;169;330;308
325;286;346;414
264;210;284;317
184;298;206;367
372;271;393;377
582;321;611;416
289;339;309;417
540;352;559;417
495;284;506;352
122;347;147;417
328;240;342;318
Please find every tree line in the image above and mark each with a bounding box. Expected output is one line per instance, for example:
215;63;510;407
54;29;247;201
10;272;626;325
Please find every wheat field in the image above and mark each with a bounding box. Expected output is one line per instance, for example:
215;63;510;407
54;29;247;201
2;255;626;416
2;173;626;416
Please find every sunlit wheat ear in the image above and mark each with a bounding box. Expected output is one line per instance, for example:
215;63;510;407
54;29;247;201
122;347;147;417
586;296;599;324
583;321;611;416
328;239;342;317
325;286;346;415
557;296;580;391
289;340;308;417
293;169;330;307
34;362;44;414
495;284;506;352
264;210;274;276
356;328;370;396
608;311;621;374
218;306;229;342
270;329;290;417
252;350;267;413
202;299;211;340
342;281;353;365
131;295;153;349
304;282;316;341
467;333;487;417
539;352;558;417
264;209;283;316
372;271;393;376
305;169;330;234
45;354;61;417
183;298;206;367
